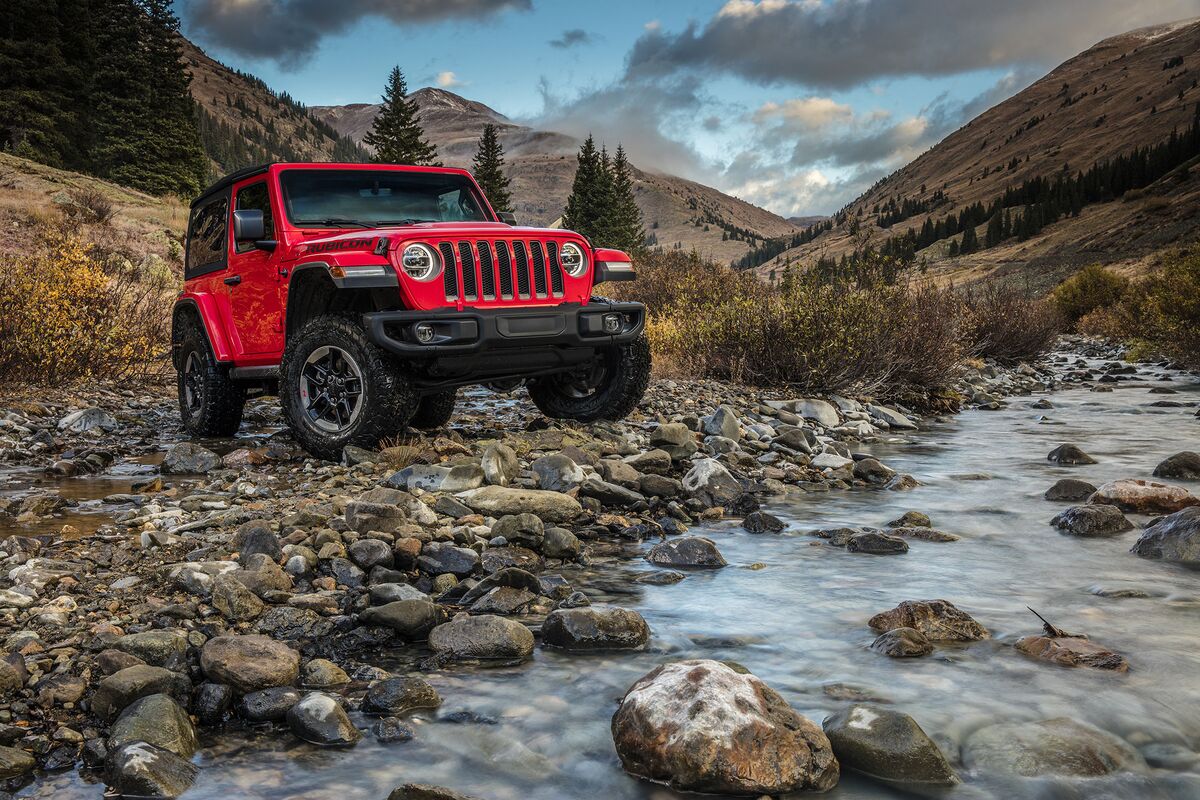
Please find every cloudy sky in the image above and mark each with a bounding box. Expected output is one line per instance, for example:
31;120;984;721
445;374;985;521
178;0;1199;218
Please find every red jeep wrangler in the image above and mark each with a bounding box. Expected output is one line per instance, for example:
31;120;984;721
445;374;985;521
173;162;649;460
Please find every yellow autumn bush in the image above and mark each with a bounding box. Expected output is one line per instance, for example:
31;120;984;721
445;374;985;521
0;233;172;384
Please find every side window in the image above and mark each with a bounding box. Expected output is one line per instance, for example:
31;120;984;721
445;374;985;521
234;181;274;253
185;196;228;278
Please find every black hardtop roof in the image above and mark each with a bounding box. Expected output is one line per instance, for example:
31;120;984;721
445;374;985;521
190;163;271;209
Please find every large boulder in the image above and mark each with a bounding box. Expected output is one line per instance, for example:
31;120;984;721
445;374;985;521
611;660;838;794
480;443;519;486
1044;478;1098;501
0;745;35;778
1050;505;1133;537
682;459;743;506
200;635;300;693
823;705;957;787
795;399;840;428
868;600;988;642
704;405;741;440
108;694;197;758
847;531;908;555
114;630;189;671
1089;479;1199;514
541;606;650;651
1130;507;1200;566
962;717;1144;777
389;464;485;492
93;665;190;721
530;454;585;492
1047;444;1096;465
867;404;917;431
211;574;266;620
870;627;933;658
362;676;441;716
455;486;581;524
287;692;362;747
417;541;479;577
162;442;222;474
58;406;118;433
490;514;544;550
344;487;432;533
645;536;726;569
428;615;534;661
1153;451;1200;480
1014;635;1129;672
358;599;443;639
106;742;197;799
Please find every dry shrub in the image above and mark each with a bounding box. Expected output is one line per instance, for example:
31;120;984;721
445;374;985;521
1077;306;1129;339
0;233;172;385
61;187;117;226
1117;248;1200;367
1051;264;1130;326
961;281;1063;363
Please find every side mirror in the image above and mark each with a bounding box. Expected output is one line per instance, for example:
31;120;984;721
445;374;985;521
233;209;265;242
497;211;517;225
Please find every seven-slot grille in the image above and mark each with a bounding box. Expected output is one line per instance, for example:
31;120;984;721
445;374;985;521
436;239;571;304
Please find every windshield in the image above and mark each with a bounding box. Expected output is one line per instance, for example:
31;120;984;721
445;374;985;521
279;169;491;227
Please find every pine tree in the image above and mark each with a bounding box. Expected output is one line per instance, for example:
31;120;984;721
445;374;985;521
562;134;608;243
985;209;1003;248
608;144;645;252
471;123;512;213
960;224;979;254
90;0;206;195
364;66;440;166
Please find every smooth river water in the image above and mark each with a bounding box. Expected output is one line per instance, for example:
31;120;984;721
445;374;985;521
26;356;1200;799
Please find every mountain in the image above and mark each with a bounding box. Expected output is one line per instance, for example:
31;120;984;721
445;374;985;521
758;18;1200;289
311;89;796;262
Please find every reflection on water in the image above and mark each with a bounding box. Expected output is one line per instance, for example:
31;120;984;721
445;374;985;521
21;360;1200;799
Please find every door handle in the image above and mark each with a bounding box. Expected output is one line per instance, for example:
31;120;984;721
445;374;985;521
224;275;242;286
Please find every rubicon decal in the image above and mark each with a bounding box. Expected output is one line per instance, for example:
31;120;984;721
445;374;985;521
303;238;375;254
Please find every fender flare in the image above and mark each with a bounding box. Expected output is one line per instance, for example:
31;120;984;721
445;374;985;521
172;294;235;366
290;260;400;290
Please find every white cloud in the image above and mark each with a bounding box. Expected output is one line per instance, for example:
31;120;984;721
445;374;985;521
436;71;465;88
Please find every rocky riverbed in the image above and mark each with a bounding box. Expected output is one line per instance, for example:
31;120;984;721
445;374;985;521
0;338;1198;799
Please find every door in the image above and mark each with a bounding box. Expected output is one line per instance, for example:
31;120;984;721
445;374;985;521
227;180;282;357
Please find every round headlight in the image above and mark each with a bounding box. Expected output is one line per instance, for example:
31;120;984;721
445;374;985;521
559;242;587;277
401;243;441;281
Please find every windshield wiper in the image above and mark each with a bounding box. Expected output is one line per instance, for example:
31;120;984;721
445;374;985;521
376;218;435;225
315;217;378;229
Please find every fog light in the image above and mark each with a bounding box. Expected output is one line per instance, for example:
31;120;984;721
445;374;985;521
414;323;436;343
602;313;622;334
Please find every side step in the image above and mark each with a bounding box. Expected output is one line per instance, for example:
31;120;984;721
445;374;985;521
229;365;280;380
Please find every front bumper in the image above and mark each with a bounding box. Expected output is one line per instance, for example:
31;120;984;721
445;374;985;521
363;301;646;357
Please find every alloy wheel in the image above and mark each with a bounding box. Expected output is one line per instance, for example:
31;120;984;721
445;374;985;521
299;345;365;433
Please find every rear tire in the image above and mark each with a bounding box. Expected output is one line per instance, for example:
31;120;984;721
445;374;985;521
409;390;457;430
280;315;418;461
527;333;651;423
175;314;246;438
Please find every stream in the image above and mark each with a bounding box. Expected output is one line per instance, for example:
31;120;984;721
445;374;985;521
19;355;1200;799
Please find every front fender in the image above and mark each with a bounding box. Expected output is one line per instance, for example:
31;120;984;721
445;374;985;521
174;292;235;365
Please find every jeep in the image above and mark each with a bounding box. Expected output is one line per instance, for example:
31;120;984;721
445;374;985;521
173;162;649;461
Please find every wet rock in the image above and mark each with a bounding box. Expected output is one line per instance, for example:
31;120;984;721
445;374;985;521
193;682;233;726
301;659;349;689
1047;444;1096;465
1130;507;1200;566
428;614;534;661
868;404;917;431
162;442;222;474
387;785;480;800
240;687;301;722
481;443;519;486
870;627;933;657
611;659;838;794
682;459;743;506
93;665;191;721
373;717;415;743
1050;505;1134;537
108;694;197;758
743;510;784;533
469;586;535;614
106;742;197;799
287;692;362;747
886;511;931;528
962;717;1143;777
541;527;582;560
0;744;35;778
211;574;265;620
888;526;959;542
531;453;585;492
200;635;300;693
490;514;544;550
359;599;443;639
363;676;441;716
645;536;727;569
417;541;479;577
853;458;896;486
57;406;117;433
542;606;650;651
847;531;908;555
1154;451;1200;480
1090;479;1199;514
115;630;188;671
1045;478;1098;501
1015;635;1129;671
823;705;957;787
456;486;581;523
868;600;988;642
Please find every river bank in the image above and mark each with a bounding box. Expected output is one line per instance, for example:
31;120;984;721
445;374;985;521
0;338;1198;799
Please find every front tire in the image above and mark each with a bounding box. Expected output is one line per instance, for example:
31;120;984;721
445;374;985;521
280;315;417;461
527;333;651;423
176;315;246;438
409;390;457;430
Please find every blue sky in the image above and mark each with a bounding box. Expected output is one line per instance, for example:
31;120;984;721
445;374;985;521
178;0;1200;217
